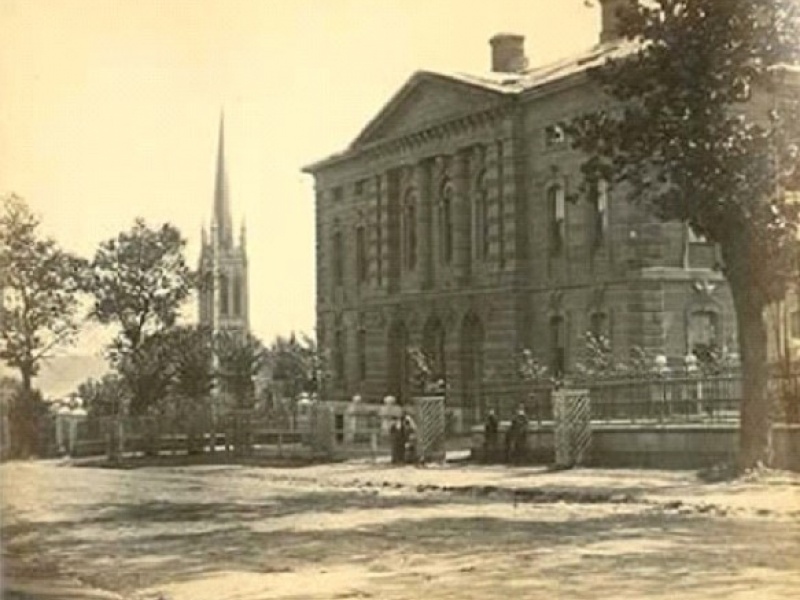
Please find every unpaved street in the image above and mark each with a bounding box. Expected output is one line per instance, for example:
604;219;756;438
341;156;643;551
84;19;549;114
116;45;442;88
2;461;800;599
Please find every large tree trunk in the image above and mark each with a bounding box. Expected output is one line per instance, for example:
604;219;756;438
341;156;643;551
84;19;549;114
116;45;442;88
728;277;772;470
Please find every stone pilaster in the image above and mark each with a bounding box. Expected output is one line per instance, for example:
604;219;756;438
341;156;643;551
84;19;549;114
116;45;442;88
452;150;472;285
414;159;434;290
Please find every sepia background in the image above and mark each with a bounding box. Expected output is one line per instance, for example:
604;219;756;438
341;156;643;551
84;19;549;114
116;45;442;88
0;0;598;365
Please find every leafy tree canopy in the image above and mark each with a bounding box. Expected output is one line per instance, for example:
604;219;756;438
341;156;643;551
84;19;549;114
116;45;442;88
87;219;193;356
266;333;321;400
566;0;800;468
216;330;267;408
0;195;87;391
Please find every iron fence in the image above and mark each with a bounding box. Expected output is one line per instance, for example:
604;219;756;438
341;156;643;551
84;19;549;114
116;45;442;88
480;369;800;426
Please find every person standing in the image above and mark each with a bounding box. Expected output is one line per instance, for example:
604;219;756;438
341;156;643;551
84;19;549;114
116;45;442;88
402;413;417;464
389;417;403;464
511;407;529;464
483;410;499;462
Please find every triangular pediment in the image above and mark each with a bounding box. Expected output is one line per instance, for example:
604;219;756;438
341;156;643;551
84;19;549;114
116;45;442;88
351;72;508;148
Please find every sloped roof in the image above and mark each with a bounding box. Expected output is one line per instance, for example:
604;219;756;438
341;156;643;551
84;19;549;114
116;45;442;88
304;40;636;172
443;38;637;96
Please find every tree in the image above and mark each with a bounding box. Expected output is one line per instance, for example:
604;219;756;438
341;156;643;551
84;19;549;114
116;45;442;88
267;333;320;400
116;329;176;415
87;219;193;356
0;195;87;393
566;0;800;468
0;196;87;455
216;330;266;409
167;325;215;405
77;373;130;418
86;219;193;413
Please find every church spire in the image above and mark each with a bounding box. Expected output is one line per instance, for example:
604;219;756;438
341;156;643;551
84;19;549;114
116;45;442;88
213;111;233;248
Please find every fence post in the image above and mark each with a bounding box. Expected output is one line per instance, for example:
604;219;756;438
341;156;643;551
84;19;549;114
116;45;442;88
553;388;591;469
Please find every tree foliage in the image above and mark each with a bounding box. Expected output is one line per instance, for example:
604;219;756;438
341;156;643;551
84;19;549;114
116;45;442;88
116;328;176;415
169;325;215;402
565;0;800;468
266;333;321;400
216;330;266;408
111;325;218;416
77;373;130;418
0;195;87;394
87;219;193;356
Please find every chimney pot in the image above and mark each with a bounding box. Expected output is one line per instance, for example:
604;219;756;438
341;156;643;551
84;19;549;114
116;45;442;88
490;33;527;74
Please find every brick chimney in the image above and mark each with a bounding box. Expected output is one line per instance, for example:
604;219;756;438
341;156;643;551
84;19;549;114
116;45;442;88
490;33;527;73
599;0;628;44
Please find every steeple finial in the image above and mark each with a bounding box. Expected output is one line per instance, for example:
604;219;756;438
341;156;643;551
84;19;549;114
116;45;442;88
213;110;232;248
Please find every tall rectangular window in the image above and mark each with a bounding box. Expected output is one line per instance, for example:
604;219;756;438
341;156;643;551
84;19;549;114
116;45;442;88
404;195;417;271
550;316;566;377
590;312;608;340
333;231;344;287
548;185;565;255
334;329;345;385
441;185;454;265
591;179;609;248
357;329;367;382
376;176;383;286
356;226;367;283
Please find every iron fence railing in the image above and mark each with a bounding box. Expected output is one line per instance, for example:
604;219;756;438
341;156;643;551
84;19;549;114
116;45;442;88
481;369;800;427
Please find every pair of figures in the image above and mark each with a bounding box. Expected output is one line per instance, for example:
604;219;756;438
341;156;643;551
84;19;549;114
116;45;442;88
389;413;417;464
483;407;529;464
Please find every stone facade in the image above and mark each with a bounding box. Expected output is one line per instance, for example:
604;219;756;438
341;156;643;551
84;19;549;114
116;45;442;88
303;4;735;422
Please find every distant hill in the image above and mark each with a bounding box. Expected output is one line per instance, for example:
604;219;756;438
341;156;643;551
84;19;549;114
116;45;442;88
35;355;110;399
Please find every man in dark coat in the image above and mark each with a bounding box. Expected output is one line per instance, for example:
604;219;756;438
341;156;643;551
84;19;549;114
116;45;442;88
483;410;499;462
389;418;403;464
511;407;529;464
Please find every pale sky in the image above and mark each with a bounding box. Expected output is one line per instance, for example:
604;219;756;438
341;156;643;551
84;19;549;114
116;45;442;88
0;0;600;356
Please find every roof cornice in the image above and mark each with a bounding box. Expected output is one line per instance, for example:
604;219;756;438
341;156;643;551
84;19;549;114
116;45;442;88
303;100;515;173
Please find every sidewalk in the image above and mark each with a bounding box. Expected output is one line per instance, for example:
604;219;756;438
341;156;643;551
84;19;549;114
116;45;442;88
242;458;800;518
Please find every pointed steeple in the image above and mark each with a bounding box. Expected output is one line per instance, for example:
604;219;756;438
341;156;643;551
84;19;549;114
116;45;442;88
213;111;233;248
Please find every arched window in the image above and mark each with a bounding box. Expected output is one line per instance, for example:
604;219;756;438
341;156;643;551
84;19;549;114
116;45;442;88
474;172;489;261
592;179;609;248
423;317;446;383
550;315;566;377
440;182;454;265
219;273;229;316
357;328;367;382
689;310;719;360
590;312;609;340
403;190;417;271
334;328;346;385
332;229;344;287
356;225;367;283
232;274;242;317
548;184;565;255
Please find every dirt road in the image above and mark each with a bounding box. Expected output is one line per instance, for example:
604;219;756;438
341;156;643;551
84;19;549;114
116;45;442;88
2;461;799;599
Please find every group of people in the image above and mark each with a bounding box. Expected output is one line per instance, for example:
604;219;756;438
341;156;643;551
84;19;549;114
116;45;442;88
389;412;417;464
483;406;529;464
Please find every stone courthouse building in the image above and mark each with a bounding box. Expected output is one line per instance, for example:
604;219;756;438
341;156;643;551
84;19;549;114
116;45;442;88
303;0;735;422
